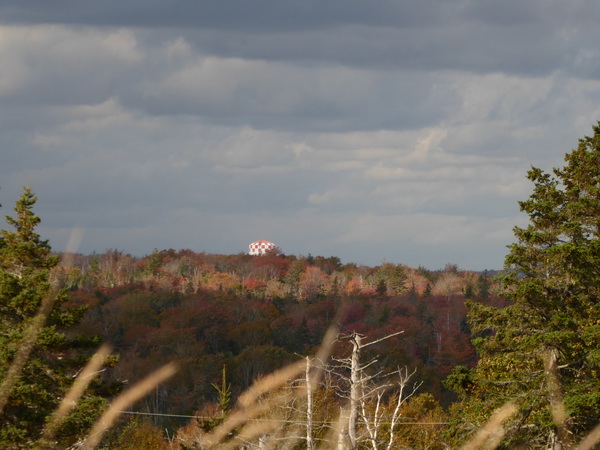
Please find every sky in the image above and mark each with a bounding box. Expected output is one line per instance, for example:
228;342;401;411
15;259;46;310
1;1;599;270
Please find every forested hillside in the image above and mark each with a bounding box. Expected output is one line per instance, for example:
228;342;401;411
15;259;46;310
44;249;499;448
57;250;494;425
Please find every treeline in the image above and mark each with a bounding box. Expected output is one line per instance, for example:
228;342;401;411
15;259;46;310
53;248;496;301
53;249;501;442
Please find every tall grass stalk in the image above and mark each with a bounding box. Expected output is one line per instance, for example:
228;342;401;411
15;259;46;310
41;344;113;443
544;349;571;447
0;293;56;413
576;423;600;450
82;362;178;449
204;360;305;446
460;402;517;450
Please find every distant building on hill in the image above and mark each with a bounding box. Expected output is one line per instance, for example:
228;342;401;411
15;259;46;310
249;240;276;255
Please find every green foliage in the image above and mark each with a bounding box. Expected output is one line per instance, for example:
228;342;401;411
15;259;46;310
423;283;432;298
104;417;167;450
476;273;490;301
283;260;305;298
372;263;408;296
451;123;600;447
211;365;231;417
375;278;387;296
56;396;108;443
0;187;109;448
144;248;163;277
391;393;447;449
463;283;474;298
0;188;56;321
443;365;474;401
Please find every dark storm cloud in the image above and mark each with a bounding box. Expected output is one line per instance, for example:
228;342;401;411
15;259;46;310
171;23;564;76
130;64;456;133
3;0;599;78
0;0;446;31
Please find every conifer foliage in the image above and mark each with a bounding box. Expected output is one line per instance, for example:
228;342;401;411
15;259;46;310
0;187;106;448
452;123;600;447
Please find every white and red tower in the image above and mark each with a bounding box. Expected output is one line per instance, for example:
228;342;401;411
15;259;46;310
248;240;276;255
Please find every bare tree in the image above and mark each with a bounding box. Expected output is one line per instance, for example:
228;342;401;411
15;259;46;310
378;367;422;450
305;356;315;450
331;330;416;449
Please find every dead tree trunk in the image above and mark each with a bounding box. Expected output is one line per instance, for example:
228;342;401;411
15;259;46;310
305;356;315;450
348;333;361;450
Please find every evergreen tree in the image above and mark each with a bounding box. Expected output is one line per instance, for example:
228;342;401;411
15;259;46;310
423;283;432;298
0;187;107;448
447;124;600;448
476;273;490;301
375;278;387;296
388;264;408;295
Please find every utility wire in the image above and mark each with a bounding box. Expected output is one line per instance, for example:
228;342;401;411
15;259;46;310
119;410;448;426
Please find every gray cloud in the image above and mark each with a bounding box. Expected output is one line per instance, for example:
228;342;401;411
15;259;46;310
0;1;452;30
3;1;599;79
1;2;599;269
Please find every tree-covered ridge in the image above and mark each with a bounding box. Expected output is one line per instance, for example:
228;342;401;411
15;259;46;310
60;252;490;437
52;248;495;302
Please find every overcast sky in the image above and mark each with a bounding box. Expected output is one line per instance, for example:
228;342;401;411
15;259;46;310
1;1;599;270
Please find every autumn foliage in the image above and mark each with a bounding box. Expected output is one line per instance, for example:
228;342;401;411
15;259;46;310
49;249;497;442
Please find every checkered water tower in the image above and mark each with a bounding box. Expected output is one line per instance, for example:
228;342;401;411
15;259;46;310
248;240;276;255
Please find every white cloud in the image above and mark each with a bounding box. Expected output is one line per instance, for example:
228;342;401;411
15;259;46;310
210;127;296;169
0;25;143;98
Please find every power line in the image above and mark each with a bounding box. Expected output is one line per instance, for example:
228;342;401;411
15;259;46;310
118;410;448;426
